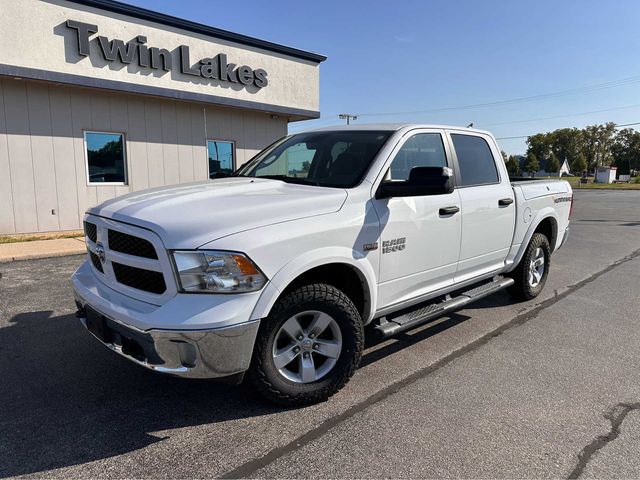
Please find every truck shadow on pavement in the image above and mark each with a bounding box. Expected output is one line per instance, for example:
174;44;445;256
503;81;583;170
0;310;277;477
1;292;513;477
360;290;515;368
361;311;471;368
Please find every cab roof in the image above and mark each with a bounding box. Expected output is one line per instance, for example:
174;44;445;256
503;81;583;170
300;123;495;137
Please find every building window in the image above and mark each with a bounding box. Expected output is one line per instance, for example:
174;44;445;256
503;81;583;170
208;140;235;178
85;132;127;184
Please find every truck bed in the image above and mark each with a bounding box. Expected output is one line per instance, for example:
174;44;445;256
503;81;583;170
512;178;571;200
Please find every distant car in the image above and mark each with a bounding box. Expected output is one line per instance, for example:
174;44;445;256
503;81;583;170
73;124;572;405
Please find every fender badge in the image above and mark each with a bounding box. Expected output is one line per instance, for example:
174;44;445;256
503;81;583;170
363;242;378;251
382;237;406;254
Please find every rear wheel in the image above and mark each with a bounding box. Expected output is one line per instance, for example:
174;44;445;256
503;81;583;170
249;283;364;406
508;232;551;300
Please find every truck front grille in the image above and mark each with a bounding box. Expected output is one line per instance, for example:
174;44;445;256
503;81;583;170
84;214;176;303
108;230;158;259
84;221;97;243
112;262;167;294
89;252;104;273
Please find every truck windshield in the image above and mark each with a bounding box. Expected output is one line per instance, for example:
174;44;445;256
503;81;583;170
235;130;393;188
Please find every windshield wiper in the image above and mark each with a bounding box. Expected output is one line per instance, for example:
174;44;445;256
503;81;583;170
257;175;320;186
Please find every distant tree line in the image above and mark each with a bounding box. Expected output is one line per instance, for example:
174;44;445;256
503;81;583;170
503;123;640;176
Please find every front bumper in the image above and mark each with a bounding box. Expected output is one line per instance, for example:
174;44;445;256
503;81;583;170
72;261;261;379
75;303;259;378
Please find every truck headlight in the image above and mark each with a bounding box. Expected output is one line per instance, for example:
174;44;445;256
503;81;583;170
172;250;266;293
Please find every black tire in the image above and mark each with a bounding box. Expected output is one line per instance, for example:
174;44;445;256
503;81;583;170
249;283;364;406
508;232;551;300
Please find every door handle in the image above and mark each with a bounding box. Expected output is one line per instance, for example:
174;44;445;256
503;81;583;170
498;198;514;206
439;206;460;215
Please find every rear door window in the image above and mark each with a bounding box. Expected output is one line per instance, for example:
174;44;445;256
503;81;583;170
451;134;499;186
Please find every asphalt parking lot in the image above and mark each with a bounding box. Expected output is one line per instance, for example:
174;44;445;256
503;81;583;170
1;189;639;479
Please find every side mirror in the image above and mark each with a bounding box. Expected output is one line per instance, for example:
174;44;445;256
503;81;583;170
376;166;454;199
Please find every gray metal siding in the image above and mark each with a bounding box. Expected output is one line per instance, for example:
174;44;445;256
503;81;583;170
0;77;287;234
0;80;16;233
3;80;39;233
50;86;81;230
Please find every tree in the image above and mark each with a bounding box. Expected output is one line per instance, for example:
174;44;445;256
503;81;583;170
520;122;635;178
546;153;560;173
571;153;587;175
524;152;539;176
501;150;508;163
505;154;521;176
581;122;616;174
526;133;551;166
548;128;582;167
611;128;640;175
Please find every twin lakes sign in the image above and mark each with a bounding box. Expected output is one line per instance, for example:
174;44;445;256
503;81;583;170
65;20;269;89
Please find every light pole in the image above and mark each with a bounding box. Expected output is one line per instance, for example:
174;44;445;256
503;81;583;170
338;114;357;125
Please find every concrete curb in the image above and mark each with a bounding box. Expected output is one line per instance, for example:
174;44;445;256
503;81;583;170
0;237;86;263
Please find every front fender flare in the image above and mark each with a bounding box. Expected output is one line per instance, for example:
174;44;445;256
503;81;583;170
249;247;378;324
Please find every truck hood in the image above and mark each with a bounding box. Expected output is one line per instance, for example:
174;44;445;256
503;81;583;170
88;178;348;248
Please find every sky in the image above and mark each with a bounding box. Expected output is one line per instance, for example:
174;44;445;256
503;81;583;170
126;0;640;155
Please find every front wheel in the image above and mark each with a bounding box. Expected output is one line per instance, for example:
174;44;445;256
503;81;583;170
508;232;551;300
249;283;364;406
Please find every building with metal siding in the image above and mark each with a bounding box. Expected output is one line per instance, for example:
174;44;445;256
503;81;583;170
0;0;325;234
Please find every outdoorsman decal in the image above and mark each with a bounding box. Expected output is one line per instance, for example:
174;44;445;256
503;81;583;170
65;20;268;89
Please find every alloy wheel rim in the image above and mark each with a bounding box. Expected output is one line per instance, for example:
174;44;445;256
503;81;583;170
528;247;545;288
272;310;342;384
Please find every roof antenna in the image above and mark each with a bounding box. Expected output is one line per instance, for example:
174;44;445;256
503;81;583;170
467;122;474;128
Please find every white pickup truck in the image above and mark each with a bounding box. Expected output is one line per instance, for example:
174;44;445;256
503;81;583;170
72;124;572;405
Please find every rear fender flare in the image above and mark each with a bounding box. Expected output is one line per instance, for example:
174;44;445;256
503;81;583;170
507;208;559;271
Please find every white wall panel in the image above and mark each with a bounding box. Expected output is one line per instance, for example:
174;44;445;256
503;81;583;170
144;99;165;188
0;81;16;233
3;80;38;233
27;83;60;231
176;104;194;183
190;105;207;181
160;102;180;185
126;97;150;192
50;86;81;230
